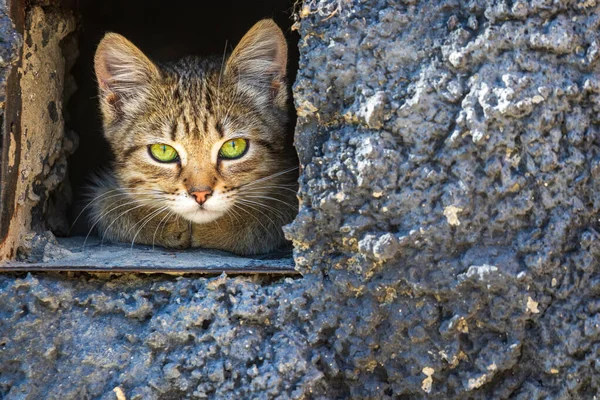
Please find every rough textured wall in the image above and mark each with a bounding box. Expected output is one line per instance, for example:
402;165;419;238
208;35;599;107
290;0;600;397
2;0;600;399
0;5;77;261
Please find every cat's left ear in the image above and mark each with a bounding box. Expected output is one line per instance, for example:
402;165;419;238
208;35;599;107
94;33;161;123
226;19;288;105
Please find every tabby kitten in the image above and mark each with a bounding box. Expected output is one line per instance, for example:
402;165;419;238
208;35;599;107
88;20;298;255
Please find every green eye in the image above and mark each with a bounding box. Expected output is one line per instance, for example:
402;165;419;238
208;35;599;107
149;143;179;163
219;138;248;159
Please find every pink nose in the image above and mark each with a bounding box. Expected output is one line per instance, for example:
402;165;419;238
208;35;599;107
190;190;212;205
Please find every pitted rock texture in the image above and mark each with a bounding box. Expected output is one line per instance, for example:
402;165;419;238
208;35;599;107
289;0;600;397
1;0;600;399
0;274;327;399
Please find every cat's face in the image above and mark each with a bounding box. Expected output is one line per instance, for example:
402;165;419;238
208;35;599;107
94;20;294;224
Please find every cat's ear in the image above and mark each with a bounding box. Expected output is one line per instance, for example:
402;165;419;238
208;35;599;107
94;33;160;121
226;20;288;104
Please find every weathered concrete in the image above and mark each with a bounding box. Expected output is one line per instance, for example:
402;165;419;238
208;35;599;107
0;6;76;261
1;0;600;399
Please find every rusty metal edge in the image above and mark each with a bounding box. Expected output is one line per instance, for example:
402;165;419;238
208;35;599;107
0;263;301;274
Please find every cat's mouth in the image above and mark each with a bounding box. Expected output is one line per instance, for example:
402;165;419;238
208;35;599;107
170;196;230;224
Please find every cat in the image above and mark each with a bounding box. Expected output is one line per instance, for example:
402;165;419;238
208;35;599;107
86;20;298;255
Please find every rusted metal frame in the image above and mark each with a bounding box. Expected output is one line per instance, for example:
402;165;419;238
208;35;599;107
0;264;300;274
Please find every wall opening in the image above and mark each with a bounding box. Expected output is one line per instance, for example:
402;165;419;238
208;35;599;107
0;0;301;273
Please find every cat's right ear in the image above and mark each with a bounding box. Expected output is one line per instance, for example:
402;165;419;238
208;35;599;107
94;33;160;122
225;20;288;107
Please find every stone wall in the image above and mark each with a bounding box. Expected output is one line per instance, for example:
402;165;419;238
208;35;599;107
1;0;600;399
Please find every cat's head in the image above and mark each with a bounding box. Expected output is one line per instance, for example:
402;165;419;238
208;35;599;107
93;20;295;224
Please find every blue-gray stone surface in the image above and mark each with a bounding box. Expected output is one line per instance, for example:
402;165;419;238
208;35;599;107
2;0;600;398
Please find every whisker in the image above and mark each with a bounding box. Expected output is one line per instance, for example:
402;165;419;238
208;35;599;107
231;203;274;238
92;198;161;247
223;209;237;228
234;199;283;227
99;201;161;246
71;188;163;232
241;167;299;188
235;198;288;221
86;197;149;232
217;40;228;95
89;195;161;229
162;212;181;243
83;198;154;248
238;185;298;194
225;204;243;226
131;206;170;250
239;195;298;211
153;210;174;249
215;40;229;122
125;205;164;237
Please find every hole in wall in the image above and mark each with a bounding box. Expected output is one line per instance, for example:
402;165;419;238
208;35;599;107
4;0;301;272
68;0;300;204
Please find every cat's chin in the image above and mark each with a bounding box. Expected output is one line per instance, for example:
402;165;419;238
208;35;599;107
178;209;225;224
